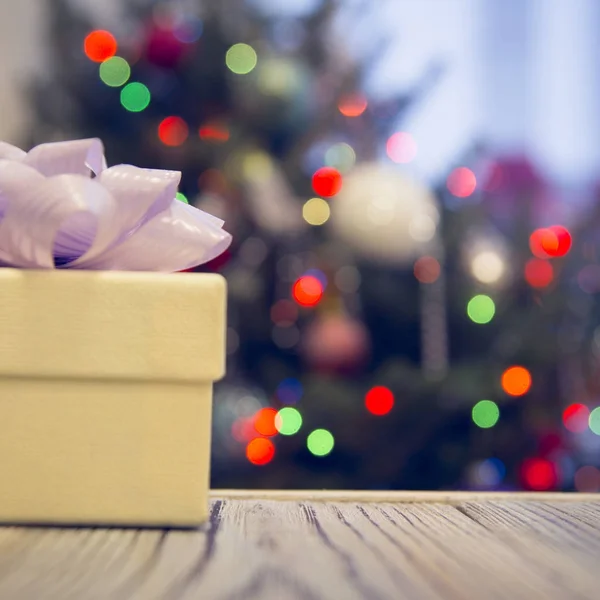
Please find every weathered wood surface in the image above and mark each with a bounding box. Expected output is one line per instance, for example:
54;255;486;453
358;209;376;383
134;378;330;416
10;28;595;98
0;491;598;599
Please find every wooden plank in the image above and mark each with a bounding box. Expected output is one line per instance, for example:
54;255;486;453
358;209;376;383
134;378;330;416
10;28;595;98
0;497;595;599
214;489;600;504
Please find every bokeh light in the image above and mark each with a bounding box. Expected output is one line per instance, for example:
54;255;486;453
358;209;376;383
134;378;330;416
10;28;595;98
246;438;275;465
231;417;255;443
307;429;335;457
521;457;558;491
414;256;441;284
472;400;500;429
99;56;130;87
471;251;505;284
529;226;572;259
501;366;532;397
524;258;553;288
325;143;356;173
542;226;572;257
292;275;323;307
254;407;278;437
158;116;189;146
589;407;600;436
276;378;303;404
312;167;342;197
574;465;600;492
275;407;303;435
409;215;436;242
173;17;204;44
467;295;495;324
365;386;395;416
447;167;477;198
120;82;151;112
469;458;506;488
84;30;117;62
302;197;331;226
226;43;258;74
562;403;590;433
176;192;188;204
338;93;368;117
386;132;417;164
199;122;230;143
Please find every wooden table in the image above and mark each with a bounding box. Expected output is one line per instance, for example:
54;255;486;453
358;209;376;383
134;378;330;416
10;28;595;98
0;490;598;599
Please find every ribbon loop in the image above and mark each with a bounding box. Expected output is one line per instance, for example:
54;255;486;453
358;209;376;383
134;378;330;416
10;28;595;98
0;139;231;271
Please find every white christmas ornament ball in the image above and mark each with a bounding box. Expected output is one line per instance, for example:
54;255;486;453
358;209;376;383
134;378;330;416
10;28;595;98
330;164;439;265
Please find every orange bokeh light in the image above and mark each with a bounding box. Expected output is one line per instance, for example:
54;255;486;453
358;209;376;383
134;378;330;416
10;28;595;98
365;386;395;416
158;116;189;147
84;30;118;63
254;407;278;437
246;438;275;465
447;167;477;198
524;258;553;288
312;167;342;197
338;93;368;117
414;256;441;284
501;366;532;397
292;275;323;307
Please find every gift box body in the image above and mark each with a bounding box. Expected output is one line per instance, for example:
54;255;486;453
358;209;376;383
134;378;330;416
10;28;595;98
0;269;226;527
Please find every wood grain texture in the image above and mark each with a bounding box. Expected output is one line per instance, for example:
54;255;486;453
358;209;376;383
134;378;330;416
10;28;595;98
0;492;597;599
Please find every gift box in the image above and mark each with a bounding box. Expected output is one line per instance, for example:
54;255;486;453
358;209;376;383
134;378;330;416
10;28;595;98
0;138;232;526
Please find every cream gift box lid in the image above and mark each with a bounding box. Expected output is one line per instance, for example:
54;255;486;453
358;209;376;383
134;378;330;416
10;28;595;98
0;269;226;382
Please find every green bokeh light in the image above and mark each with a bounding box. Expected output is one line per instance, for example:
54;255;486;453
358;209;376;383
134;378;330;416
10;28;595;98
176;192;188;204
120;82;151;112
99;56;131;87
472;400;500;429
275;407;303;436
307;429;334;456
226;43;258;75
467;294;495;324
589;407;600;435
325;143;356;173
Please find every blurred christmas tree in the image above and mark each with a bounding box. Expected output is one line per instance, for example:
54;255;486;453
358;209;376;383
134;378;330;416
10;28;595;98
29;0;600;492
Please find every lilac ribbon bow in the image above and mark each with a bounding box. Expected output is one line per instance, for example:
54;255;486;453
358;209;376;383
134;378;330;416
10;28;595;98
0;139;232;271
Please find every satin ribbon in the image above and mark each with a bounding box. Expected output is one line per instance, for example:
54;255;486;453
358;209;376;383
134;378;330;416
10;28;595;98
0;139;232;271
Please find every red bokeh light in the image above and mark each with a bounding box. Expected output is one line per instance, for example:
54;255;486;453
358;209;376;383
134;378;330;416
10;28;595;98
254;408;278;437
292;276;323;307
542;226;572;258
521;458;558;491
312;167;343;198
562;403;590;433
446;167;477;198
530;226;572;259
386;132;417;164
231;417;255;443
524;258;553;288
246;438;275;466
501;366;532;397
199;123;230;143
338;93;368;117
365;386;395;416
158;116;189;147
414;256;441;284
84;30;118;63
